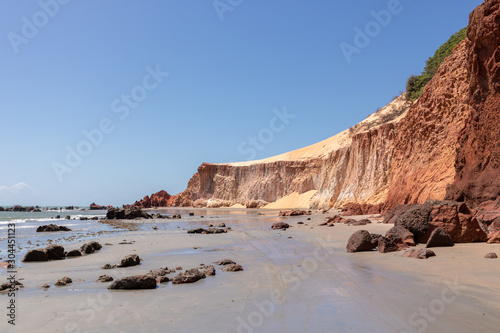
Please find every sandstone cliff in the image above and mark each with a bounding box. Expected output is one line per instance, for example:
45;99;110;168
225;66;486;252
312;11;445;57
134;0;500;214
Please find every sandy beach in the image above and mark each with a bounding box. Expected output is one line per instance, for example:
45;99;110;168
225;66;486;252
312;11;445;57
2;209;500;333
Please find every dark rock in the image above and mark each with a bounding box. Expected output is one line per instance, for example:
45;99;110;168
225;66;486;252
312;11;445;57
218;223;226;228
221;264;243;272
41;283;50;289
271;222;290;230
55;277;72;286
102;263;116;269
386;226;416;246
175;266;183;271
108;275;157;290
171;269;206;284
97;275;114;282
80;243;95;254
88;241;102;251
385;203;434;242
117;254;141;267
158;276;170;283
22;249;48;262
402;249;436;259
36;224;71;232
485;252;498;259
203;265;216;276
45;244;65;260
187;228;205;234
215;259;236;266
346;230;373;253
66;250;82;257
297;221;304;225
426;228;454;248
377;236;407;253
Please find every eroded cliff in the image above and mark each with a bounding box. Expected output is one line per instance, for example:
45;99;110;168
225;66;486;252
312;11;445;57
134;0;500;213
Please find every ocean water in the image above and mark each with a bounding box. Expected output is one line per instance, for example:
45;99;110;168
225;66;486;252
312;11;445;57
0;209;114;265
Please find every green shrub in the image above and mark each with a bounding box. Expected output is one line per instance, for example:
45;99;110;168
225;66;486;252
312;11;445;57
406;28;467;101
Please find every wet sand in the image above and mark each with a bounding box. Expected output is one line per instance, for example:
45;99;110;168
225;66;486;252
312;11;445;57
2;209;500;332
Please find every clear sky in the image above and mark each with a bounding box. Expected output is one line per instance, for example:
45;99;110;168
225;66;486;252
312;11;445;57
0;0;483;206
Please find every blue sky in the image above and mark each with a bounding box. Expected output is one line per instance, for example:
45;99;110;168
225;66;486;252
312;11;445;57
0;0;482;206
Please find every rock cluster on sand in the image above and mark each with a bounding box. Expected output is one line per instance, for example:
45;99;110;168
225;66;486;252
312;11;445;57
23;244;65;262
215;259;244;272
36;224;71;232
108;276;157;290
80;241;103;254
23;241;103;262
384;201;487;244
171;269;206;284
347;227;417;254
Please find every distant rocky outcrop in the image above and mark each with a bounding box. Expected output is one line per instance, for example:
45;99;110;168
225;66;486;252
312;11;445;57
89;202;107;210
106;207;151;220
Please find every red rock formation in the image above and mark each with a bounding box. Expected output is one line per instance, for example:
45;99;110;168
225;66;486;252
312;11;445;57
445;0;500;218
384;40;472;209
133;190;172;208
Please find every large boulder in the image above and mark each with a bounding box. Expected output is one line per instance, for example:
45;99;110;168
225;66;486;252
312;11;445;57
346;230;373;253
384;202;434;242
171;269;206;284
22;249;48;262
117;254;141;267
45;244;65;260
426;228;454;248
428;202;487;243
36;224;71;232
108;275;157;290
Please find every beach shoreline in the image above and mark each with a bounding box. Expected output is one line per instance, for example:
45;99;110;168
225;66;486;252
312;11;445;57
1;209;500;332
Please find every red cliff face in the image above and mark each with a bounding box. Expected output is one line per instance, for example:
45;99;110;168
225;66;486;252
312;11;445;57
132;1;500;214
384;40;472;209
445;0;500;217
